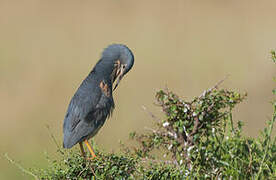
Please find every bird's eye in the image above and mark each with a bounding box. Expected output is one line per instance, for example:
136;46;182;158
122;64;126;69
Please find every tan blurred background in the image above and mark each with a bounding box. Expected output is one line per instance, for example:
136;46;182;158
0;0;276;179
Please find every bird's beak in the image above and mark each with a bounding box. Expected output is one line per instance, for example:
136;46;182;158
113;65;125;91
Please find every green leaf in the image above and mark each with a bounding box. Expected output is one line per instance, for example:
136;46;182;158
271;50;276;63
273;89;276;95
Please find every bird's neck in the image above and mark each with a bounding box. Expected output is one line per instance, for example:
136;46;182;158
96;59;114;78
87;59;114;90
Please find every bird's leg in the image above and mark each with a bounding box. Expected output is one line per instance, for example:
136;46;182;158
84;139;96;159
79;142;86;158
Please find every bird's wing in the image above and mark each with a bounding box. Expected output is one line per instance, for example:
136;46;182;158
63;78;102;133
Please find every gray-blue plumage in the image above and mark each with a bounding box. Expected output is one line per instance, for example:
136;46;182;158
63;44;134;149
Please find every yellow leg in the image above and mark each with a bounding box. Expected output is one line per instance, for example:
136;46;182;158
84;139;96;158
79;142;86;158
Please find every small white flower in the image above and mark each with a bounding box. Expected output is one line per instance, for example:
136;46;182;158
187;146;194;153
212;128;215;134
168;132;174;137
192;112;197;117
184;170;190;176
184;142;188;147
173;133;178;139
184;104;190;110
226;136;229;140
179;159;183;165
168;144;173;150
163;122;169;127
184;108;188;113
201;90;207;97
187;146;194;156
183;126;188;137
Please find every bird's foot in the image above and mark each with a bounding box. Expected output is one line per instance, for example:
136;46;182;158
86;155;97;161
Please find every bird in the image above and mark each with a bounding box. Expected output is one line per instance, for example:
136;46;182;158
63;44;134;159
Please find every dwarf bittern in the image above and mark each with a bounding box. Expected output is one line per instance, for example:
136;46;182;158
63;44;134;159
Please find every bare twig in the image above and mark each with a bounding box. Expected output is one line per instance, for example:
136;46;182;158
45;125;64;155
212;75;230;90
187;117;200;145
200;75;230;98
144;127;176;139
4;153;39;180
90;166;97;178
142;106;161;123
246;140;253;176
256;105;276;179
141;157;178;166
77;165;87;177
144;127;158;133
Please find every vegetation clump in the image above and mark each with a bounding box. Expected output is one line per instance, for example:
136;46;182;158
36;151;138;180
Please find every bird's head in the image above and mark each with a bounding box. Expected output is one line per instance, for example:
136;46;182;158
101;44;134;91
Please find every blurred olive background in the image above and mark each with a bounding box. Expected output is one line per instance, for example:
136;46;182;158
1;0;276;179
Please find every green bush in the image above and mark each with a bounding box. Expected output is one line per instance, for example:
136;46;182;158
131;86;275;179
35;150;138;179
8;52;276;179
